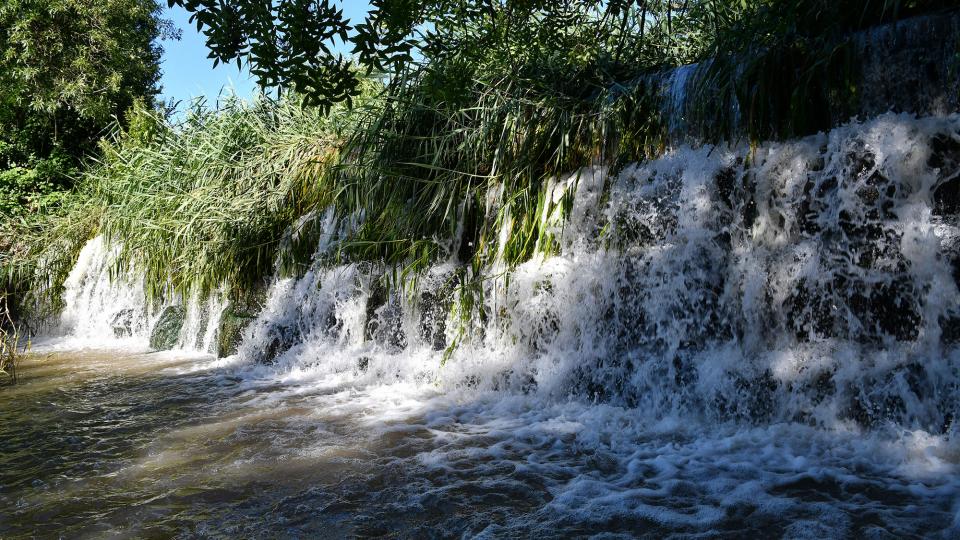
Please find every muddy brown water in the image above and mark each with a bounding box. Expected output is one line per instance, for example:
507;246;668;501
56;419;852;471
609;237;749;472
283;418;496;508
1;349;957;539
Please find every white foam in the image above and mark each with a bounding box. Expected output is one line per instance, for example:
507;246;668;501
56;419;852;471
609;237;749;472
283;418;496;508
42;112;960;533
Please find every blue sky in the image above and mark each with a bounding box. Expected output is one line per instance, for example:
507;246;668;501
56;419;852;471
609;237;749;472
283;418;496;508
158;3;371;105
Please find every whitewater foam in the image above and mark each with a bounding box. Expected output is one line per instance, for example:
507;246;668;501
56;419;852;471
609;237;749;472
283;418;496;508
39;112;960;536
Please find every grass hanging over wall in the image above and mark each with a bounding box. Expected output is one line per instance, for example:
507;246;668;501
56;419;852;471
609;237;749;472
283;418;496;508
0;87;383;316
2;0;956;327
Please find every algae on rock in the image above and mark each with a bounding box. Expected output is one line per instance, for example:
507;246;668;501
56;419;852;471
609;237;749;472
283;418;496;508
216;309;256;358
150;306;186;350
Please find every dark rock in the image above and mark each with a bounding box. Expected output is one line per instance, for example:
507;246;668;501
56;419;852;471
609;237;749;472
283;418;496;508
738;371;780;422
934;177;960;217
741;183;758;229
846;384;907;429
216;309;256;358
714;165;738;208
785;279;835;340
418;274;458;351
364;279;407;350
418;290;448;351
150;306;186;350
810;370;836;405
931;132;960;218
939;313;960;344
612;210;656;249
364;278;388;342
843;362;928;428
110;308;135;338
357;356;370;372
712;371;780;423
798;179;819;235
928;132;960;176
260;335;289;365
847;279;921;342
571;354;642;407
672;355;697;387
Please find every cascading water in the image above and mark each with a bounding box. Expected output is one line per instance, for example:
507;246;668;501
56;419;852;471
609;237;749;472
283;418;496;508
57;236;154;344
54;236;229;353
236;112;960;432
9;112;960;537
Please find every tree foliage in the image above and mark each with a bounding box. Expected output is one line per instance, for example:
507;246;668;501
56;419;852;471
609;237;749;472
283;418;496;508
169;1;708;109
172;0;958;111
0;0;177;217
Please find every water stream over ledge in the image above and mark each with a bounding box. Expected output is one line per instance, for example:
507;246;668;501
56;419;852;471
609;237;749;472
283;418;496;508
5;113;960;537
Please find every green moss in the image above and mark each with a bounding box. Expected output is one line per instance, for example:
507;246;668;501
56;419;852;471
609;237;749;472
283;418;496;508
216;309;256;358
149;306;185;351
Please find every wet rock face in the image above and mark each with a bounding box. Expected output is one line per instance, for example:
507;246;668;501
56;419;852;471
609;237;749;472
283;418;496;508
134;113;960;434
545;114;960;428
110;309;135;338
150;306;186;350
931;134;960;215
417;273;458;352
364;279;406;350
418;289;449;351
786;277;922;343
216;309;256;358
934;177;960;218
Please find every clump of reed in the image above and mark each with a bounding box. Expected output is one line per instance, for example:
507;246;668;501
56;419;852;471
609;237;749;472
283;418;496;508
93;90;382;300
1;85;383;314
3;0;954;332
0;294;26;383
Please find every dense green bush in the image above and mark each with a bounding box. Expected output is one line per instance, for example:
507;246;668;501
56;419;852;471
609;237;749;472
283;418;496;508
0;0;175;219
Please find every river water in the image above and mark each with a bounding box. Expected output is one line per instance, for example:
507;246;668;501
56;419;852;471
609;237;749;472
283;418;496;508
1;345;957;538
4;113;960;537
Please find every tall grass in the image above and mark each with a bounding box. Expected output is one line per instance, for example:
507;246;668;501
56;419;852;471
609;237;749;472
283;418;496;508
95;91;381;300
2;0;954;329
0;86;383;315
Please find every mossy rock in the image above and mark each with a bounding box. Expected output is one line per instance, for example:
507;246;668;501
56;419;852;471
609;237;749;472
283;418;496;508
150;306;186;350
216;309;256;358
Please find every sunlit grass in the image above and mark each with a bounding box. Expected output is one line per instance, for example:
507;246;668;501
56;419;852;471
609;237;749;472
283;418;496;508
1;0;952;333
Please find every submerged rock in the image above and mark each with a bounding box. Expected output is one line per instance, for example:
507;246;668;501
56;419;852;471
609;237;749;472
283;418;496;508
150;306;185;350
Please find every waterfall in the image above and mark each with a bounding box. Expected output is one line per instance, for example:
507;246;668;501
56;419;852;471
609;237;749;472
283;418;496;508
56;237;229;353
220;112;960;433
58;236;153;343
52;112;960;433
37;110;960;537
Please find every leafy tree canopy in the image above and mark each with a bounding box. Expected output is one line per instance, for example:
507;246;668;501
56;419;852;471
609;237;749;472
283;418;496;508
172;0;956;111
0;0;177;216
170;1;686;110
